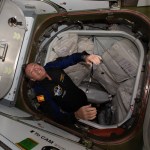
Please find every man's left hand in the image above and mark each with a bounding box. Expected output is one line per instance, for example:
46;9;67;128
85;54;102;65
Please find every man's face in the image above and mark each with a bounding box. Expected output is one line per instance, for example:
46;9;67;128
25;63;47;81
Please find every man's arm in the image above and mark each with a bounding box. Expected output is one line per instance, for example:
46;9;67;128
35;86;97;123
39;100;77;124
44;52;102;70
44;52;86;70
35;87;77;124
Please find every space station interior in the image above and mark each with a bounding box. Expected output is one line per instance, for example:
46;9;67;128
0;0;149;132
27;28;144;129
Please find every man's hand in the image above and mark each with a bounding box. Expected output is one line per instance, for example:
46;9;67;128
85;54;102;65
75;104;97;120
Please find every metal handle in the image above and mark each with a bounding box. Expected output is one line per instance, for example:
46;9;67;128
0;43;8;62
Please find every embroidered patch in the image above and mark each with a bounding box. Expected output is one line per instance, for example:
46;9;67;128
54;85;63;96
37;95;45;102
60;73;65;82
